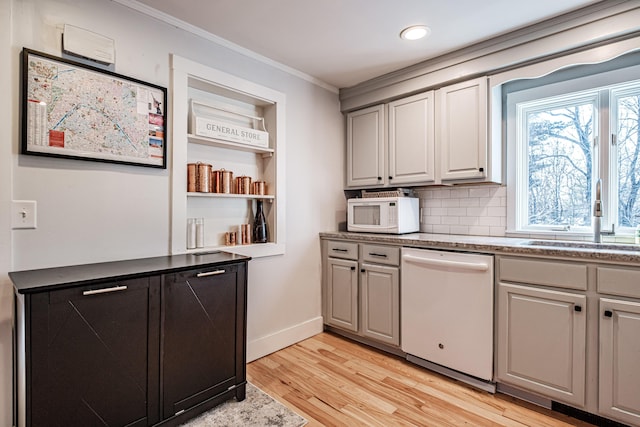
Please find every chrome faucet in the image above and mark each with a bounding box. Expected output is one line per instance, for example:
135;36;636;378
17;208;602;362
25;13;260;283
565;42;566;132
593;178;615;243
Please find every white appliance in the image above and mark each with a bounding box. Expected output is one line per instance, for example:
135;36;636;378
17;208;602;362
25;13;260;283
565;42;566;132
347;197;419;234
401;247;495;391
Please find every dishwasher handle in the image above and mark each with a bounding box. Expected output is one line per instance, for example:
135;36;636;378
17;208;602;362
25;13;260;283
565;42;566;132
402;254;489;272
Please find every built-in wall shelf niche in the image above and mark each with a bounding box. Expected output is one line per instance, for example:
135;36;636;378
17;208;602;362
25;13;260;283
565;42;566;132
170;55;286;257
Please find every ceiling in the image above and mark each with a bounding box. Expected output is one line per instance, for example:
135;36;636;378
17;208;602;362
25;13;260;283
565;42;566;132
132;0;602;89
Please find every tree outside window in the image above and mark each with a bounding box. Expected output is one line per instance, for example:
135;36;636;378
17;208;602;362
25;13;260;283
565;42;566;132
615;89;640;228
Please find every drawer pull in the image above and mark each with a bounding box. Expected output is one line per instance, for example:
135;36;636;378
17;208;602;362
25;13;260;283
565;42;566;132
332;248;348;252
403;254;489;272
197;269;226;277
369;252;388;258
83;285;127;296
604;310;613;318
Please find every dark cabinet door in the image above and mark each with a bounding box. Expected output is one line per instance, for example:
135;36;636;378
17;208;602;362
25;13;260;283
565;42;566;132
28;277;160;427
161;262;246;419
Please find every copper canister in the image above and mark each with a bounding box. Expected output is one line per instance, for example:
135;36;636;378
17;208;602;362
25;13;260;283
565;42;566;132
211;169;222;193
241;223;251;245
196;163;212;192
235;176;252;194
187;163;197;192
252;181;266;195
225;231;237;246
220;169;233;193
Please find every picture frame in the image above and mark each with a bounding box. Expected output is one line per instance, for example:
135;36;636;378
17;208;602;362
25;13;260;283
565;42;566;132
21;48;168;168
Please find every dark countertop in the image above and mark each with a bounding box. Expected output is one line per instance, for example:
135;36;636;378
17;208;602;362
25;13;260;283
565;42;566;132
320;231;640;265
10;251;251;294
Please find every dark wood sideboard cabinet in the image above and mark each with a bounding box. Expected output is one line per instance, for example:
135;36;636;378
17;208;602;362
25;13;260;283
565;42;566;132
10;252;249;427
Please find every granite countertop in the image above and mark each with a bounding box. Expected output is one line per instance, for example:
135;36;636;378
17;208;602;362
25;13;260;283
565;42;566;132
319;231;640;264
10;251;251;294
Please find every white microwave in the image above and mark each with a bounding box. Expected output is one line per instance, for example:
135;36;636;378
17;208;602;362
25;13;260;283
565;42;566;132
347;197;419;234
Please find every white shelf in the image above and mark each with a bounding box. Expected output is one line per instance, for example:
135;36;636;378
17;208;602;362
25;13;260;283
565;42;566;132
187;133;274;155
187;192;275;200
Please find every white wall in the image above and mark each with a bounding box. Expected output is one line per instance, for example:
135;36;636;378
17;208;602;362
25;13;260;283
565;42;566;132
0;0;345;425
1;2;15;426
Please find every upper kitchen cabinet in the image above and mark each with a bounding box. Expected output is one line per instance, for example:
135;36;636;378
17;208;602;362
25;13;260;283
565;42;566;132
388;92;436;185
346;91;435;188
170;55;285;257
345;76;501;189
347;105;385;187
437;77;498;183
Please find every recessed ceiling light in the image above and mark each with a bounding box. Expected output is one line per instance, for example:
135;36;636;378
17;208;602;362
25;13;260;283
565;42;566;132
400;25;430;41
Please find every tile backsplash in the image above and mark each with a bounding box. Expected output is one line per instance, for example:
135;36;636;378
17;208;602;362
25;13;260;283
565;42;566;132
414;185;506;236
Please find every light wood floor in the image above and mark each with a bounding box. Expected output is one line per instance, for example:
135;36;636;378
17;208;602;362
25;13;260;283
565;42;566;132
247;332;596;427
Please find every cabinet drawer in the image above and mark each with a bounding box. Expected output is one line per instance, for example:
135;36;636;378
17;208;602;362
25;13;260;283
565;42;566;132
597;266;640;299
327;240;358;260
361;244;400;266
49;276;150;304
499;257;587;291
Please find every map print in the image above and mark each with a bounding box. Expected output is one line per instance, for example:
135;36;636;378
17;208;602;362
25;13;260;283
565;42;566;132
25;53;165;167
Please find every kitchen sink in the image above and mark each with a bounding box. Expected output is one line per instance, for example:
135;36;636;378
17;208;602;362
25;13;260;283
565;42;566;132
521;240;640;252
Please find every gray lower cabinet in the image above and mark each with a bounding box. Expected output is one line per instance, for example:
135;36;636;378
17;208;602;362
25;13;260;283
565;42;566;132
597;265;640;426
496;256;588;407
497;256;640;426
323;239;400;347
325;256;359;332
361;262;399;345
496;282;586;407
598;298;640;426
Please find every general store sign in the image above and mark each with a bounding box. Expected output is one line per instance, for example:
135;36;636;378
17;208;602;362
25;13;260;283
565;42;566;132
194;116;269;148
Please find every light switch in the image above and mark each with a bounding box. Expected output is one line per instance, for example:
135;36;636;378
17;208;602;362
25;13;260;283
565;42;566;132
12;200;37;229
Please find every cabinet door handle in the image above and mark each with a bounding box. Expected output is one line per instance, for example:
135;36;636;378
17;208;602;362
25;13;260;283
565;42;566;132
377;177;382;181
604;310;613;318
369;252;388;258
350;266;356;271
574;305;582;312
388;176;393;180
83;285;128;296
360;268;365;273
197;269;226;277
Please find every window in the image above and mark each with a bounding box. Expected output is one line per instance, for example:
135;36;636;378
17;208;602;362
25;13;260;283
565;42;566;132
507;62;640;236
614;85;640;228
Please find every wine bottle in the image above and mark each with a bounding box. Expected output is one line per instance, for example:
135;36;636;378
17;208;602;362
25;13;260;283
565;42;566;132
253;200;268;243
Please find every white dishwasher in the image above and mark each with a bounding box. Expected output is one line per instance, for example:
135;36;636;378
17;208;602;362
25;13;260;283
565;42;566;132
401;247;495;390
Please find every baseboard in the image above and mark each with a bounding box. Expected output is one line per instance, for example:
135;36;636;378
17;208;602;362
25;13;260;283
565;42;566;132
246;316;323;362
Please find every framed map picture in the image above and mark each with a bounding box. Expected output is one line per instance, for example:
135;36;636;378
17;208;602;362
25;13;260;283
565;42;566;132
21;48;167;168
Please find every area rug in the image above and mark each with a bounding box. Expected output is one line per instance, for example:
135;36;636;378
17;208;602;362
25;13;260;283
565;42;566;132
181;382;307;427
